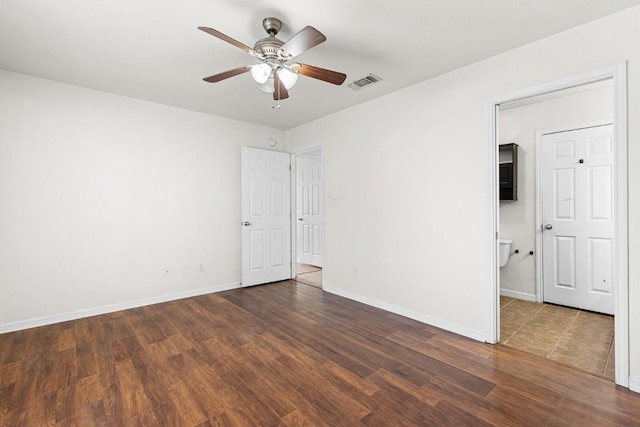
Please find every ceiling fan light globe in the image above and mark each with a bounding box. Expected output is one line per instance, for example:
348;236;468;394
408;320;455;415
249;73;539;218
258;76;275;93
250;63;272;84
278;68;298;89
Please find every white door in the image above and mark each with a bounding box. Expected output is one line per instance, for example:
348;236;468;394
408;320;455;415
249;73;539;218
241;147;291;287
541;124;614;314
296;156;323;267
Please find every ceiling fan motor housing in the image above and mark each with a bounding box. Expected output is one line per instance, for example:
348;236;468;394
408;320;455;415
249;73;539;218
255;17;288;59
254;36;284;58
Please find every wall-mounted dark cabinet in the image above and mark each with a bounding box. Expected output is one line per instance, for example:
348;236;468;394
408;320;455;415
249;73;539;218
499;143;518;201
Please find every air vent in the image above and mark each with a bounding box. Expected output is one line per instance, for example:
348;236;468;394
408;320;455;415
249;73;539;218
348;74;382;90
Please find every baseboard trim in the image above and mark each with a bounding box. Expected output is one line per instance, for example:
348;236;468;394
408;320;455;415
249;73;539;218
0;282;241;334
500;289;537;302
323;284;487;342
629;377;640;394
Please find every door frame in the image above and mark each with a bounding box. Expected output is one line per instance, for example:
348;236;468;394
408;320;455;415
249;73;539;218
487;62;629;387
289;143;325;279
535;119;614;304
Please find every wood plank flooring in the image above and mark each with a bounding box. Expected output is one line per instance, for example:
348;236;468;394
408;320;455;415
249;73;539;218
1;280;640;426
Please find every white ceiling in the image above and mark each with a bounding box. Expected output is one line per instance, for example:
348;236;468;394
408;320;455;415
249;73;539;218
1;1;639;130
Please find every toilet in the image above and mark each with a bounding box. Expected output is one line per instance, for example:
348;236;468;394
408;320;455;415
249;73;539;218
499;239;512;268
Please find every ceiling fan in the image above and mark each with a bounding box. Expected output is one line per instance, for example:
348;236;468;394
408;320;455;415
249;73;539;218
198;17;347;101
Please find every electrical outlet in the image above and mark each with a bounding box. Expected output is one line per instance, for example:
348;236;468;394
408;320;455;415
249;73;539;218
198;264;204;272
164;267;171;277
353;266;358;276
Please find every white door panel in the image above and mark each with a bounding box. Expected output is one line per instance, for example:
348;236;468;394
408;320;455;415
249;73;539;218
589;165;612;220
241;147;291;287
589;238;612;294
542;124;614;314
553;168;575;219
554;236;576;289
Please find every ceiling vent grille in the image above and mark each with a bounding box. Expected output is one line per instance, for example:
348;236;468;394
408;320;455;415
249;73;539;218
348;74;382;90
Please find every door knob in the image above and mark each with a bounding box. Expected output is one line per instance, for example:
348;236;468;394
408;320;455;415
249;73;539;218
544;224;553;230
298;218;303;221
243;221;251;226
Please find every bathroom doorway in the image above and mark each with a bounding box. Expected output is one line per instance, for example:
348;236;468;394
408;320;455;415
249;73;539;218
498;93;616;378
489;64;629;387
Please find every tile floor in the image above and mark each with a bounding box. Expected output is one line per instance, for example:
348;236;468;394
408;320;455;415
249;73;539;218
295;263;322;288
500;296;614;380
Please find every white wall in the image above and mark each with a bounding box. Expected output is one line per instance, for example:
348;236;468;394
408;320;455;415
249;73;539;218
0;70;284;330
499;83;613;297
285;6;640;382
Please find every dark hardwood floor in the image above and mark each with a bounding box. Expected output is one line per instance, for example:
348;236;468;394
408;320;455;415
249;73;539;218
1;280;639;426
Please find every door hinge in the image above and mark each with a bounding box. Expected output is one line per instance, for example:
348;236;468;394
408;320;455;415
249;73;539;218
289;164;291;170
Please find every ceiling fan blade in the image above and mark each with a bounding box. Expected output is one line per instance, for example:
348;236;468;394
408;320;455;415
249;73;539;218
198;26;262;59
280;26;326;59
294;63;346;85
273;73;289;101
203;66;250;83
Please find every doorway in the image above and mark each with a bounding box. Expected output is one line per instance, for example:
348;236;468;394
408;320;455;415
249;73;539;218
291;145;324;289
489;63;629;387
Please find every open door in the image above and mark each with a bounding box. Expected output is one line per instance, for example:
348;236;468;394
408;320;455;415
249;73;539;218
296;155;324;267
241;147;291;287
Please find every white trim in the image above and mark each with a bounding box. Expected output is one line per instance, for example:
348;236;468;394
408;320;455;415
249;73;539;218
629;377;640;394
487;101;500;343
289;143;325;155
0;282;241;334
613;63;629;388
289;142;325;284
535;120;614;304
290;153;298;277
324;284;487;342
535;126;544;304
500;289;537;302
488;62;629;388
